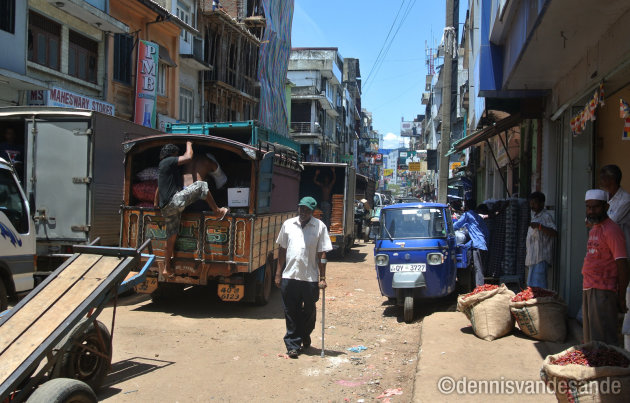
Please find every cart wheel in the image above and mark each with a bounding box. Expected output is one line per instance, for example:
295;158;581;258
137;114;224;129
0;280;8;312
27;378;96;403
254;257;274;306
60;320;111;392
403;295;414;323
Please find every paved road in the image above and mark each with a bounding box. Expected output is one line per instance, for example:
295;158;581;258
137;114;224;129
95;242;444;402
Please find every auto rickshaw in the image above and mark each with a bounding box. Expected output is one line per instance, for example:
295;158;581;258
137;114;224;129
374;202;473;322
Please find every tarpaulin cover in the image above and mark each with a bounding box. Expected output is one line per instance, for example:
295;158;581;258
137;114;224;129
257;0;294;137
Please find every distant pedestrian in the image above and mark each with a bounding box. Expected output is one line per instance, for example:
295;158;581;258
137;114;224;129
525;192;557;289
582;189;629;345
275;197;332;358
212;0;222;11
453;201;489;286
599;165;630;350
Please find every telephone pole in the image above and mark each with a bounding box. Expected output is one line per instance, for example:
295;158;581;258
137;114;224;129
437;0;456;203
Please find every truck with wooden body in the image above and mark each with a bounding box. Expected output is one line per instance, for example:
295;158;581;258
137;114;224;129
0;107;160;270
299;162;356;258
120;133;302;304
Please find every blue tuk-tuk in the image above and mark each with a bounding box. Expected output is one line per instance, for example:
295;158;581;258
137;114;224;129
374;202;473;322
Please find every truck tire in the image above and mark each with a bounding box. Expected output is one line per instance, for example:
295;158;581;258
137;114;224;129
27;378;97;403
403;295;414;323
254;258;274;306
59;320;111;392
0;280;8;311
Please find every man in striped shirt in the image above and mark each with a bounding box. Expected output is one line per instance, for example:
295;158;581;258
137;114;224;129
525;192;557;289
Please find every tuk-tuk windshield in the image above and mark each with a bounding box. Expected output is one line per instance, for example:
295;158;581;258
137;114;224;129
380;207;446;239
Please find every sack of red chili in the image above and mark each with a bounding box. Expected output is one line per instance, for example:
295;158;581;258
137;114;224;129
456;283;515;341
541;341;630;403
509;287;568;343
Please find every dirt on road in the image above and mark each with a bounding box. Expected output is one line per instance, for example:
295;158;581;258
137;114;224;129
95;242;436;402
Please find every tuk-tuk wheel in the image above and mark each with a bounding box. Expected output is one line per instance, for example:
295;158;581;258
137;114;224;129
403;294;414;323
26;378;96;403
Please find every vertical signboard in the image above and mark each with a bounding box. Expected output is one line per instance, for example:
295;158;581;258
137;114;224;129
134;40;159;128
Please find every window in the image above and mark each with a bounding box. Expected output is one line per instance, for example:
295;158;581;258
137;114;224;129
177;1;191;43
0;0;15;34
68;31;98;83
157;62;167;96
179;87;193;123
113;33;134;85
0;169;28;234
28;12;61;71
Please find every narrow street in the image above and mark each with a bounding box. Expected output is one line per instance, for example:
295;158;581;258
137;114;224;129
96;242;451;402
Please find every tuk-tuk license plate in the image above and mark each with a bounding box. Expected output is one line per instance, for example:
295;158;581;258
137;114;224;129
218;284;244;301
390;264;426;272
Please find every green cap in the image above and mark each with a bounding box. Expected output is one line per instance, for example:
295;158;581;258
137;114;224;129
298;196;317;211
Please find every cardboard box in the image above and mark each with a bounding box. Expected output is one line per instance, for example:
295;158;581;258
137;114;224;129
228;187;250;207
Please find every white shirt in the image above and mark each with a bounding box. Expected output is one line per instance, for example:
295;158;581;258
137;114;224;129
607;187;630;257
525;209;556;266
276;216;333;282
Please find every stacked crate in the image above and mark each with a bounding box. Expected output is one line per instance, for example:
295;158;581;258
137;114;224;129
330;194;345;233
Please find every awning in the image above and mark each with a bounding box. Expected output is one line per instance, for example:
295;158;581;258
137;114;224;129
452;113;522;152
159;45;177;68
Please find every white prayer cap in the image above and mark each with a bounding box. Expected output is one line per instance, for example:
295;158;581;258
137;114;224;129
585;189;608;201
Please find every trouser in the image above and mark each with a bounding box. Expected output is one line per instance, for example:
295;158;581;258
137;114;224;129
527;261;549;289
280;278;320;351
583;288;619;345
472;248;487;287
321;201;331;228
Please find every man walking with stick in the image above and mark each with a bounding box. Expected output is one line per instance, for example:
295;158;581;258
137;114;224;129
275;197;332;358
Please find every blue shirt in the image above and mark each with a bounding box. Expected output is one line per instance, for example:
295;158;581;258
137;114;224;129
453;210;489;250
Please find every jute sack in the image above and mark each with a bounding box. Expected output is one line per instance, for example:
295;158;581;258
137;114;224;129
457;284;515;341
510;294;568;342
540;341;630;403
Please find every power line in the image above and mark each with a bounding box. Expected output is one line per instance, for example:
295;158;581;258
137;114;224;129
364;0;417;94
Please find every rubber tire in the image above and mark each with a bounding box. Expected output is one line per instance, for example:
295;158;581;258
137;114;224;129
0;279;8;312
26;378;97;403
254;258;274;306
59;321;111;392
403;295;414;323
456;266;474;294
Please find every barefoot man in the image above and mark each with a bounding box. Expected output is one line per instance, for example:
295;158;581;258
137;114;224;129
155;142;228;278
314;168;336;227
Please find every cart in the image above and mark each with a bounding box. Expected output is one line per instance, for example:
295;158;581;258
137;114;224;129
0;239;154;402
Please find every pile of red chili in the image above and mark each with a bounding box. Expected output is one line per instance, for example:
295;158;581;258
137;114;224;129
462;284;498;299
551;348;630;367
511;287;557;302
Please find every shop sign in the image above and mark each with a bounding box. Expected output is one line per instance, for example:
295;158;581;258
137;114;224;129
134;40;159;128
408;162;421;172
27;87;115;116
383;168;394;177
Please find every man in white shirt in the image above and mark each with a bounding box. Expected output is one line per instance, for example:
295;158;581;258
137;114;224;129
525;192;557;289
275;197;333;358
600;164;630;350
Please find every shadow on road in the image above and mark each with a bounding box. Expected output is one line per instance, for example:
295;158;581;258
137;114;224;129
131;285;286;320
98;356;175;399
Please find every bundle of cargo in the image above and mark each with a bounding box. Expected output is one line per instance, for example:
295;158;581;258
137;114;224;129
540;341;630;403
510;287;568;342
313;209;324;220
457;284;515;341
330;194;345;233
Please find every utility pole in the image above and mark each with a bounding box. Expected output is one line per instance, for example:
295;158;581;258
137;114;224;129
437;0;455;203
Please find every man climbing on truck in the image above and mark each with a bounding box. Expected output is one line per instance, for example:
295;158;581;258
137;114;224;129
155;141;229;278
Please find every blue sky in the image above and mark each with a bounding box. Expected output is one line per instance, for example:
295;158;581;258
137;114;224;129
291;0;464;149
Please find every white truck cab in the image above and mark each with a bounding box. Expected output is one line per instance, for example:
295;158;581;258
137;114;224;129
0;157;35;310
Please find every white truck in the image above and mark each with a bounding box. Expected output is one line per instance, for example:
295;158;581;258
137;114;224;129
0;157;35;310
0;107;161;273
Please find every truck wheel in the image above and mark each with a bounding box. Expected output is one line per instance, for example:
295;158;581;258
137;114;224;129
0;280;8;311
403;295;414;323
337;245;346;259
254;258;274;306
59;320;111;392
27;378;97;403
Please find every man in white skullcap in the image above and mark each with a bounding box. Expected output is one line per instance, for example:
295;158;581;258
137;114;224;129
582;189;629;345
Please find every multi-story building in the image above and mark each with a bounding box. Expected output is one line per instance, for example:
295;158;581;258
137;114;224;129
1;0;128;113
288;47;344;162
342;57;361;167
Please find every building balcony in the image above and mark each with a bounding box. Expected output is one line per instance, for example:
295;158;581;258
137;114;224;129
46;0;128;33
180;36;212;71
290;121;322;134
